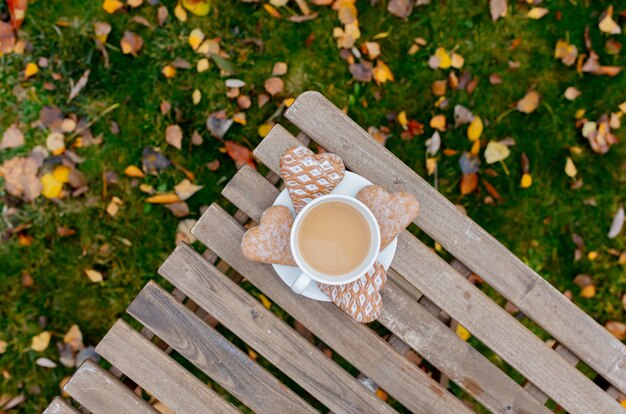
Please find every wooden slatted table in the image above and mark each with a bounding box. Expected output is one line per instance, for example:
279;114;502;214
45;91;626;414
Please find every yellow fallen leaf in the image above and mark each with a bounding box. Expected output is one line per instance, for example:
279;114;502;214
373;31;389;40
124;165;144;178
470;139;481;155
429;114;446;131
396;111;408;129
41;173;64;199
375;388;388;401
106;196;123;217
31;331;51;352
182;0;210;16
435;47;451;69
94;22;111;43
59;377;70;397
52;166;71;183
587;251;598;261
484;141;510;164
450;53;464;69
621;401;626;408
197;58;210;73
618;101;626;114
84;268;103;283
426;158;437;175
24;62;39;79
517;91;540;113
527;7;549;19
192;89;201;105
139;183;154;194
128;0;143;7
63;325;84;351
188;28;205;51
580;284;596;298
174;3;188;21
146;193;181;204
564;157;577;177
0;340;6;354
162;65;176;78
372;60;394;84
258;294;272;309
455;324;471;341
233;112;246;125
263;4;281;18
467;116;483;141
283;97;295;107
258;123;273;138
574;109;586;119
248;348;258;360
103;0;124;13
520;173;532;188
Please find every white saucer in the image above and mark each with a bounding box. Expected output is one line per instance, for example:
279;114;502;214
272;171;398;302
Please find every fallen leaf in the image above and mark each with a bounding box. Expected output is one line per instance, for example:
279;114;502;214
146;193;181;204
207;159;220;171
206;110;233;139
431;80;446;96
142;147;171;175
517;91;540;113
157;5;169;25
455;324;471;341
425;131;440;156
1;125;24;149
106;196;123;217
264;4;282;18
467;116;483;141
388;0;413;18
93;22;111;44
192;89;201;105
165;125;183;149
349;61;373;82
63;325;84;351
176;219;197;245
182;0;210;16
520;173;532;188
124;165;144;177
450;53;464;69
31;331;51;352
429;114;446;131
608;204;624;239
564;157;577;177
554;39;578;66
0;21;16;54
24;62;38;79
68;69;90;102
606;321;626;340
128;0;143;7
489;0;506;21
103;0;124;13
120;31;143;57
197;58;210;72
188;28;205;51
211;54;235;75
164;202;189;217
564;87;580;101
272;62;288;76
484;141;510;164
599;6;621;35
527;7;548;19
57;227;76;237
0;340;6;353
174;3;188;21
162;65;176;78
36;357;57;368
258;123;274;138
237;95;251;109
433;47;451;69
372;60;394;84
191;130;203;146
233;112;246;125
264;77;284;96
225;79;245;88
454;105;474;127
174;179;203;201
362;42;380;60
41;173;64;199
0;156;42;200
460;173;478;195
225;141;256;169
459;152;480;174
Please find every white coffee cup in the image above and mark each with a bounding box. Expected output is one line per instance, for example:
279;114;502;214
289;194;381;294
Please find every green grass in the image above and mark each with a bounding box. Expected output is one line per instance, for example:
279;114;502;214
0;0;625;412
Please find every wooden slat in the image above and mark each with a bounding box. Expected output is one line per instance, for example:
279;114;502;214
42;397;79;414
128;281;318;414
159;243;402;414
282;91;626;396
64;359;158;414
96;320;239;414
193;205;474;414
253;123;623;414
222;164;552;414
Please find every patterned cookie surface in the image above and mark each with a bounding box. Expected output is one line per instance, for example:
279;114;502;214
280;146;345;213
356;185;420;250
241;205;296;266
319;261;387;323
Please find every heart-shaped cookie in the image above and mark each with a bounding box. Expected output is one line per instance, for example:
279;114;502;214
241;205;296;266
319;261;387;323
280;146;345;213
356;185;420;250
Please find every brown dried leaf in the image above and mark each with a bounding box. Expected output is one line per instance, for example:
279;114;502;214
1;125;24;149
0;156;42;200
264;77;284;96
120;31;144;57
165;125;183;149
164;202;190;217
606;321;626;340
349;61;373;82
225;141;256;169
174;179;203;201
517;91;540;113
63;324;84;351
0;21;16;54
272;62;288;76
176;219;197;245
160;100;171;115
68;69;90;102
490;0;507;21
388;0;413;18
460;173;478;195
157;5;169;26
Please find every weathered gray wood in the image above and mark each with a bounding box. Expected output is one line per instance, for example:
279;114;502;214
96;320;239;414
159;243;404;414
252;123;623;414
221;164;552;414
128;281;318;414
64;359;158;414
525;343;580;402
194;205;479;414
42;397;79;414
282;91;626;396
